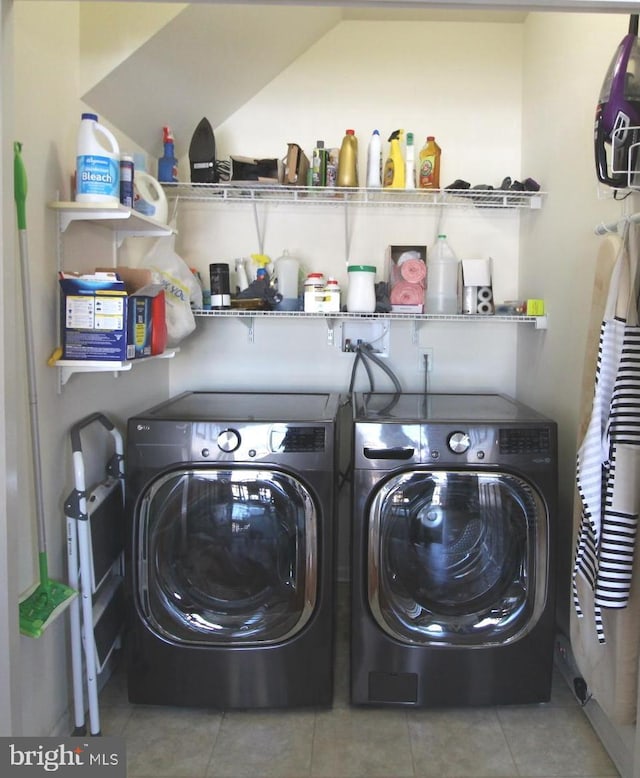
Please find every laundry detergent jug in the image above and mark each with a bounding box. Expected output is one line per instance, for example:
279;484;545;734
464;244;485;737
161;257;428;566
134;171;168;225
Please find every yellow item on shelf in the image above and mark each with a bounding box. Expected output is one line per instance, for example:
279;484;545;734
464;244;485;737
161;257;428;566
383;130;405;189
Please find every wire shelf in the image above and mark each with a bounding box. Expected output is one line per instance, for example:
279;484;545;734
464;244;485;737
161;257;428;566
194;309;547;328
163;183;544;210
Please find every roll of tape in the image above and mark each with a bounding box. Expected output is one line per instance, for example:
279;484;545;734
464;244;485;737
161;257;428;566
477;301;493;315
478;286;493;302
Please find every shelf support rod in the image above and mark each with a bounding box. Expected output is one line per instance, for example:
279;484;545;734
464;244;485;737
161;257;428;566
252;201;266;255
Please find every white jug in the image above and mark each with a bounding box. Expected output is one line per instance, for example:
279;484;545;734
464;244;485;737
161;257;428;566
134;170;168;225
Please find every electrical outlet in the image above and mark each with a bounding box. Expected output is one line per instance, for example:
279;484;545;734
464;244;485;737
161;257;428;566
418;348;433;372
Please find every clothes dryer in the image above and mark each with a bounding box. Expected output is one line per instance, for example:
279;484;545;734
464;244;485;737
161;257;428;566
125;391;340;709
351;392;557;707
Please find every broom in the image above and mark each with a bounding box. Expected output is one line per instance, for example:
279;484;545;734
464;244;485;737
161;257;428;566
14;142;77;638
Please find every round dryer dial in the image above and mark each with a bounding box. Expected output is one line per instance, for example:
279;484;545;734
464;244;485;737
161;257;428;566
447;431;471;454
217;429;241;452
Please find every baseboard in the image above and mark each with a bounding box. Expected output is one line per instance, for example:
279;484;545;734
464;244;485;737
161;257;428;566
555;631;636;778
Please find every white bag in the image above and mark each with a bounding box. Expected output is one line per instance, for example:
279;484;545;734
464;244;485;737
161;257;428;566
141;234;202;347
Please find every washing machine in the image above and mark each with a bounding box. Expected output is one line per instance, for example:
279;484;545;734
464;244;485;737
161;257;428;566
125;391;340;709
351;392;557;707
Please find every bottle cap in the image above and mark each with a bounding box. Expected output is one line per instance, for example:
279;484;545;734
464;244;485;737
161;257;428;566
407;132;414;145
346;129;355;135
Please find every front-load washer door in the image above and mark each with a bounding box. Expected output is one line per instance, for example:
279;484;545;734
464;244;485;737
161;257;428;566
135;467;318;645
368;470;548;646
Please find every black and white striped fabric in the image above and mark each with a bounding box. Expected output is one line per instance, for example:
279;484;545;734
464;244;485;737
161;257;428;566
574;222;640;644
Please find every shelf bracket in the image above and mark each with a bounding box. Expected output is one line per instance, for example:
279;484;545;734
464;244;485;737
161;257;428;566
239;316;256;343
325;317;337;347
411;320;421;344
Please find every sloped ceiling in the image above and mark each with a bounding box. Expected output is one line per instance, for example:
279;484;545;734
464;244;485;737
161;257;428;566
80;2;535;154
82;3;344;153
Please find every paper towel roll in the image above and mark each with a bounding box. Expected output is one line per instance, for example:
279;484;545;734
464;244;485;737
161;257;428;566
463;286;478;314
478;286;493;302
477;301;493;315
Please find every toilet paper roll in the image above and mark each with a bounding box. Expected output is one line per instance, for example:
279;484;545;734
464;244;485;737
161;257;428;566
478;286;493;302
477;301;493;315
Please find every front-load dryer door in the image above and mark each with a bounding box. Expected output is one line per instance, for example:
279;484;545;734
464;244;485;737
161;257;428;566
135;467;318;645
368;470;548;646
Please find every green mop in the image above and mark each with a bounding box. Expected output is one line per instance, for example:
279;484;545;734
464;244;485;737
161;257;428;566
14;142;77;638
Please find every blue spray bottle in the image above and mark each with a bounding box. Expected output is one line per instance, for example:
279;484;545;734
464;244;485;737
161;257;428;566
158;126;178;182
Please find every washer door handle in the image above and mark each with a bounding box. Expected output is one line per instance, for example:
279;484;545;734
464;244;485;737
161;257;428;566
363;446;415;460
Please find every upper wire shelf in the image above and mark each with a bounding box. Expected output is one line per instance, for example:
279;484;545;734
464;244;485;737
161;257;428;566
162;183;544;210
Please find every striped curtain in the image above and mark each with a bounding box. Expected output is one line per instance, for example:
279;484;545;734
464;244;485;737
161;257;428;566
573;221;640;644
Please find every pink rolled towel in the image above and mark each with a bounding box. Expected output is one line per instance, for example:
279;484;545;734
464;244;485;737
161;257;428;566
390;280;424;306
399;258;426;286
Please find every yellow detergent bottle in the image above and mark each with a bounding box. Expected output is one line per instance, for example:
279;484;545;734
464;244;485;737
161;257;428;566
383;130;405;189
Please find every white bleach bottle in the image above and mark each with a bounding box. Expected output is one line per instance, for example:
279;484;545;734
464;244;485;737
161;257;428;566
76;112;120;204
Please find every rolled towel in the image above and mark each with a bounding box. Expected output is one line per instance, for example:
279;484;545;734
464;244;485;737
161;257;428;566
390;280;424;306
399;258;426;286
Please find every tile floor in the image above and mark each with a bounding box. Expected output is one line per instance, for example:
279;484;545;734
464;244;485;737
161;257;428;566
98;585;620;778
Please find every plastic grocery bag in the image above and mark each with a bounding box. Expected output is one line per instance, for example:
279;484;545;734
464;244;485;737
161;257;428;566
141;234;202;347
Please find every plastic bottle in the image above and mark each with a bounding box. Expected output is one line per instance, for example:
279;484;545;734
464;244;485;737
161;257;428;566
383;130;405;189
337;129;358;187
134;170;168;224
405;132;416;189
326;148;339;187
366;130;382;188
235;258;249;292
274;250;300;301
119;154;134;207
426;235;460;315
76;112;120;204
418;136;441;189
311;141;328;187
158;126;178;183
347;265;377;313
209;263;231;309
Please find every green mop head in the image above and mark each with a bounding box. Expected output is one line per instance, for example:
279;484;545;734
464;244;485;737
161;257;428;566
19;555;77;639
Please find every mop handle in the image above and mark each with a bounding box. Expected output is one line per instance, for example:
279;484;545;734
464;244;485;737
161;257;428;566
14;142;48;555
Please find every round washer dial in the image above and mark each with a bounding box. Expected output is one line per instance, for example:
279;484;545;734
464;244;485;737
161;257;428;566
447;431;471;454
217;428;241;452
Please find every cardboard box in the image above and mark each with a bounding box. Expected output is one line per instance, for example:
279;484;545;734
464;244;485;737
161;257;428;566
284;143;310;186
386;245;427;313
461;259;494;315
59;272;127;361
126;284;166;359
96;267;167;358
